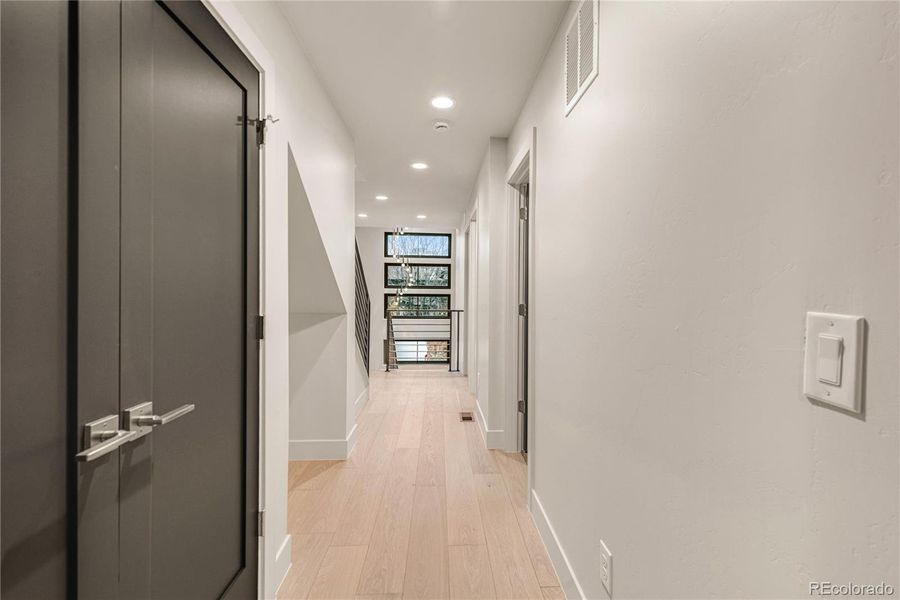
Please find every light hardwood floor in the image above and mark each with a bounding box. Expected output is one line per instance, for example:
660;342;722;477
278;369;563;600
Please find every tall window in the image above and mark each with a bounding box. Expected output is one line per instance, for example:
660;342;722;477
384;263;451;289
384;293;450;318
384;232;451;258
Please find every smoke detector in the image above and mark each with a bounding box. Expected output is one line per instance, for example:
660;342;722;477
433;120;450;132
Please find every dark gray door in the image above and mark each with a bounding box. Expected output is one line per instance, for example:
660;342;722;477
2;1;259;597
1;2;72;598
516;183;530;455
117;2;259;597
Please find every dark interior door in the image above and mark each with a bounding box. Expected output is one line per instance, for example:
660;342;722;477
1;3;72;598
116;2;260;597
2;1;260;597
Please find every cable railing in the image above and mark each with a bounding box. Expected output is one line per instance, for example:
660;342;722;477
354;241;371;373
385;308;464;372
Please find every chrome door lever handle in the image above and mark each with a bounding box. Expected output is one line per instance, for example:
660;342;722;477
137;403;195;427
124;402;195;439
76;414;139;462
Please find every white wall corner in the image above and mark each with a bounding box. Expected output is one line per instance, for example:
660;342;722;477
531;490;587;600
354;386;369;420
268;533;292;600
346;421;360;457
474;398;505;449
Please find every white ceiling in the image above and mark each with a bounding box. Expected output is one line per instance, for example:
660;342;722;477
279;1;568;229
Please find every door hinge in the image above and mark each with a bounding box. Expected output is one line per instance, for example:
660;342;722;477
518;303;527;317
257;510;265;537
255;120;266;147
517;400;526;413
256;315;265;341
519;206;528;220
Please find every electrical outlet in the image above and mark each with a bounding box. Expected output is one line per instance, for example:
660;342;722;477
599;539;612;596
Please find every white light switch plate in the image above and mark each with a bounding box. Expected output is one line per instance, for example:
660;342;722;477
803;312;865;413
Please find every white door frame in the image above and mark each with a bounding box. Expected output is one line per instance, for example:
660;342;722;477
465;211;478;394
505;128;537;499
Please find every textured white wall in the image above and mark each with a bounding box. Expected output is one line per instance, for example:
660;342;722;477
505;2;899;598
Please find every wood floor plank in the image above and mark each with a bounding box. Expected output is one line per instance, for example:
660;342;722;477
332;471;388;546
364;432;398;477
464;422;499;474
356;449;418;595
444;413;486;546
457;389;476;412
277;533;333;599
290;460;346;490
449;545;496;600
474;474;543;600
308;545;367;599
493;452;559;588
540;587;566;600
397;398;425;449
416;409;446;486
288;465;359;533
402;484;449;599
423;390;444;412
349;413;386;469
442;390;461;413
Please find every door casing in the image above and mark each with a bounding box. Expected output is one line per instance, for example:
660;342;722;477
505;129;538;501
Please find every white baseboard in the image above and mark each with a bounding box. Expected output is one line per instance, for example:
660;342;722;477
269;533;292;599
474;399;505;449
346;422;359;457
354;386;369;420
289;423;357;460
531;490;587;600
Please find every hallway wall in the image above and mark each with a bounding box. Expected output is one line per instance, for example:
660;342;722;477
506;2;899;598
463;138;513;448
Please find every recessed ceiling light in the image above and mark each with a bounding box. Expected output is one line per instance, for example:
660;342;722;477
375;195;388;201
357;213;368;218
416;214;427;219
431;96;454;109
411;162;428;170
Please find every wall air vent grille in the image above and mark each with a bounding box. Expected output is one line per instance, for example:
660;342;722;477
564;0;599;115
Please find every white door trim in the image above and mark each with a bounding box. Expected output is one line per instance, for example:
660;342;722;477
504;128;538;502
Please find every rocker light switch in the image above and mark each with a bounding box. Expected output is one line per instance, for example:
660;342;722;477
816;334;843;385
804;312;865;413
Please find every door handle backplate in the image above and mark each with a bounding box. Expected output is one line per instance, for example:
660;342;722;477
75;414;138;462
123;402;155;439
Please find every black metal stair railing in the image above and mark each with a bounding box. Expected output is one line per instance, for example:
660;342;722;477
354;241;371;373
384;307;464;372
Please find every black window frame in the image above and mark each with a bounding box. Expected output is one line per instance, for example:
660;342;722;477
383;262;452;290
383;232;452;259
384;292;451;319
